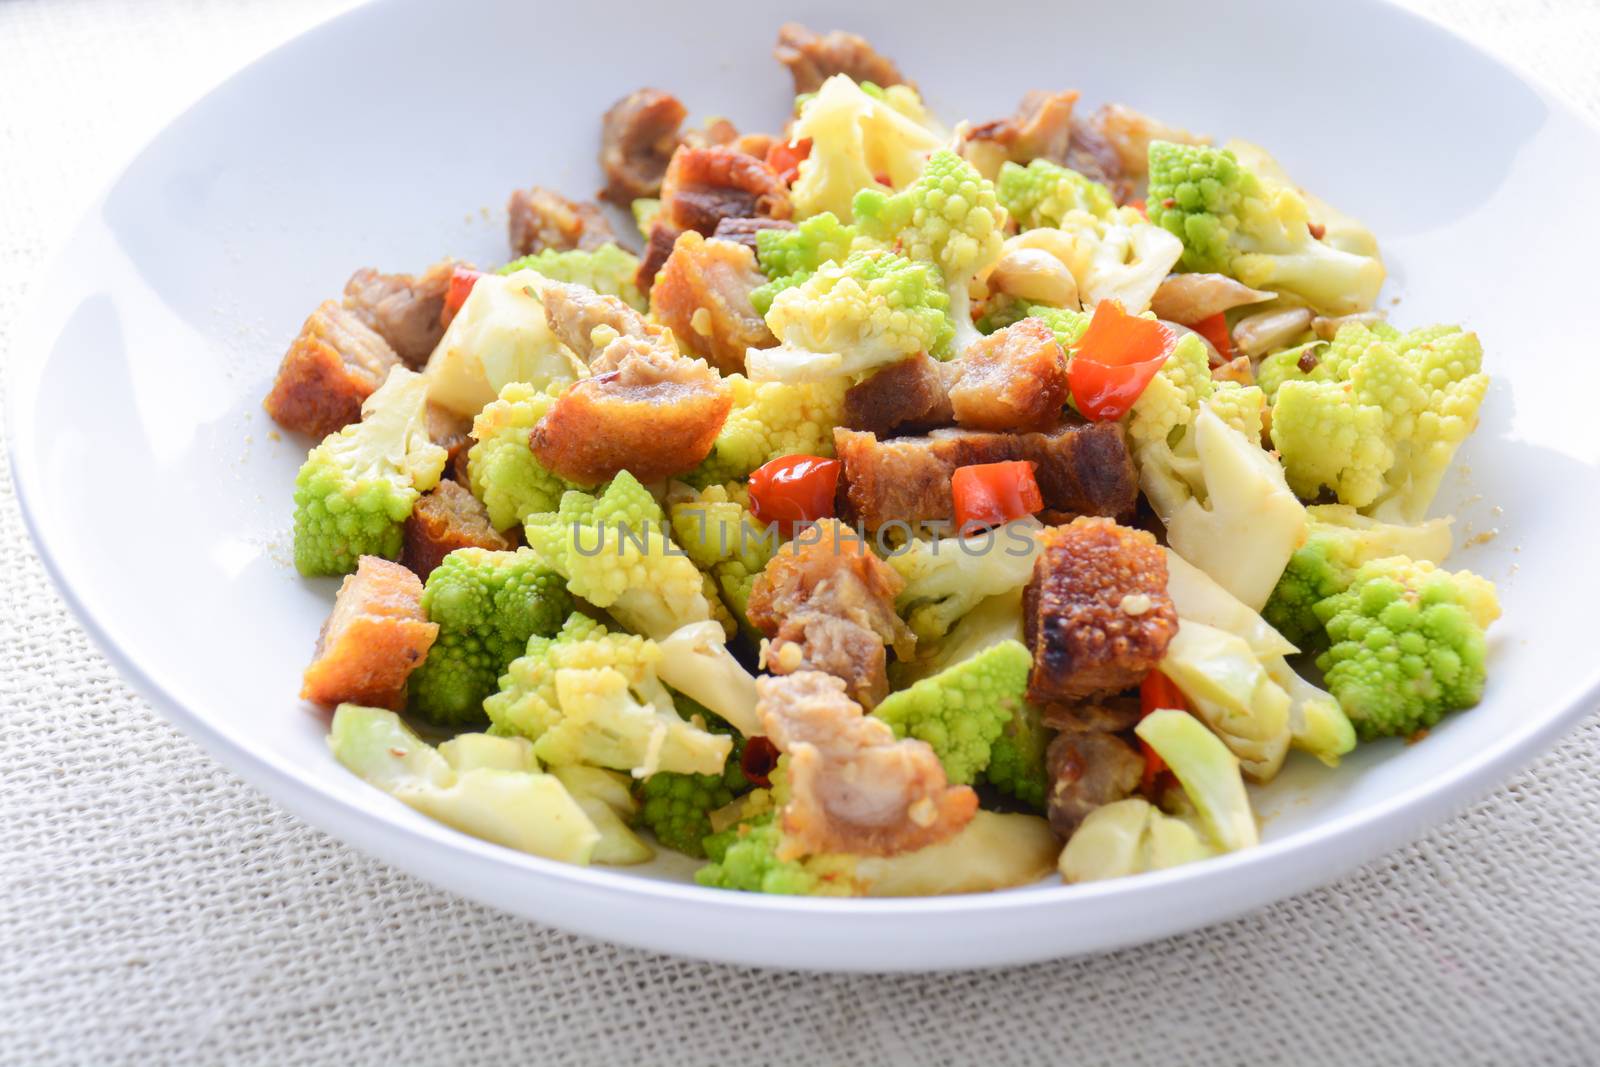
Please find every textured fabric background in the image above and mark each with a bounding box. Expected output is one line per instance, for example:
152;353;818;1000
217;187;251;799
2;1;1598;1064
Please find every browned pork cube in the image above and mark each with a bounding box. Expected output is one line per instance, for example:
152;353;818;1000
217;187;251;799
1045;730;1145;837
1023;517;1177;704
842;353;953;436
710;215;796;254
946;318;1071;432
648;231;775;375
263;301;399;438
301;556;438;710
342;260;456;369
599;88;688;205
506;186;616;258
773;23;911;95
401;481;511;581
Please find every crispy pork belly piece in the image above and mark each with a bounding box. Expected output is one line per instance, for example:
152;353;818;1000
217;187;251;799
648;231;775;375
659;145;791;237
1040;696;1143;734
945;318;1071;433
529;337;731;483
833;420;1138;533
1023;517;1177;704
1065;110;1137;205
426;403;474;484
842;353;953;436
1045;729;1144;837
264;300;400;438
342;260;456;370
966;90;1079;168
757;671;976;859
300;556;438;710
539;278;662;366
635;219;680;296
773;23;910;95
711;215;796;254
599;88;688;205
1091;103;1208;180
507;185;616;258
680;116;739;150
401;480;511;581
747;520;914;708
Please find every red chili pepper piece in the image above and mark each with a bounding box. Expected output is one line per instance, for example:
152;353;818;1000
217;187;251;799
950;460;1043;531
1189;311;1234;363
440;265;485;327
766;138;812;185
740;736;780;788
1138;669;1188;794
1067;299;1175;421
748;454;840;537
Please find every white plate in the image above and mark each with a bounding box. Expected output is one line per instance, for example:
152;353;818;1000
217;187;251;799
10;0;1600;971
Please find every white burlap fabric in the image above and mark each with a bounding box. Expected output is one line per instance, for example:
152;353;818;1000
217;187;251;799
3;1;1599;1063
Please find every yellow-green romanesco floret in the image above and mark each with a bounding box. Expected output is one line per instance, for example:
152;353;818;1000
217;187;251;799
667;482;779;637
523;471;727;641
750;212;867;316
687;374;848;486
695;814;859;895
497;243;644;311
1314;557;1500;741
983;699;1051;811
996;158;1116;229
1126;331;1214;447
466;381;582;531
292;367;446;576
536;666;732;777
871;639;1032;785
484;612;657;741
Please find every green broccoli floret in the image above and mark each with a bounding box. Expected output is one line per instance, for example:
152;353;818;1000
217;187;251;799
983;700;1051;811
751;212;863;315
997;158;1116;229
497;243;644;310
1145;141;1384;315
872;639;1032;785
292;367;446;576
524;471;728;641
1314;557;1500;740
465;381;581;531
667;482;778;638
687;374;849;485
408;547;572;727
853;149;1006;355
1268;322;1489;521
750;249;953;380
695;815;858;895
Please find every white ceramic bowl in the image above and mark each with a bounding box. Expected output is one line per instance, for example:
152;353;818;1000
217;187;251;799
11;0;1600;971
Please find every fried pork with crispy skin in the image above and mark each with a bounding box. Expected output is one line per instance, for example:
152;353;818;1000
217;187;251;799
648;231;775;374
1045;729;1145;837
300;556;437;709
659;145;791;236
529;336;730;484
773;23;910;95
599;88;688;205
539;278;664;366
506;186;616;258
841;353;954;437
264;301;400;438
966;90;1079;168
757;671;976;859
945;318;1071;433
746;521;914;708
1023;517;1177;704
833;421;1138;533
710;215;797;254
401;480;511;581
342;260;457;370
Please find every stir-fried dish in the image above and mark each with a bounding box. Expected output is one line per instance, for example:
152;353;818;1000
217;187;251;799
267;25;1499;896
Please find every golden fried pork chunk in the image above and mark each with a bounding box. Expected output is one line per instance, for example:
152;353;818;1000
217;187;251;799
1045;730;1145;837
639;146;793;295
965;90;1079;172
507;185;616;258
599;88;688;205
833;420;1138;533
342;259;458;370
538;278;664;366
746;521;914;709
841;353;954;437
773;23;911;95
264;300;400;439
529;336;731;484
401;480;511;581
300;556;438;710
945;317;1071;433
1023;517;1178;704
757;671;977;859
648;231;775;375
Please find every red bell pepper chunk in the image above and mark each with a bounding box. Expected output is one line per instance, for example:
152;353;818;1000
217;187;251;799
1067;299;1175;421
440;265;485;327
1138;669;1189;793
766;138;812;185
1189;311;1234;363
748;454;840;536
950;460;1043;531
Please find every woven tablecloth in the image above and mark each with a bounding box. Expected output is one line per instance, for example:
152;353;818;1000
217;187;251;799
3;1;1599;1063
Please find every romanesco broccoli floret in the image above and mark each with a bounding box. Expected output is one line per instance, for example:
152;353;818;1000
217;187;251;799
982;699;1051;811
498;243;644;310
1146;141;1385;315
872;640;1032;785
1268;321;1488;521
1025;305;1091;349
667;482;778;637
1314;557;1500;740
853;150;1006;356
484;612;606;740
751;212;864;315
523;471;727;641
408;547;573;727
695;815;858;895
535;666;731;777
636;770;734;858
466;381;581;531
292;367;446;576
749;249;953;380
687;375;849;486
997;158;1116;229
1126;331;1215;448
